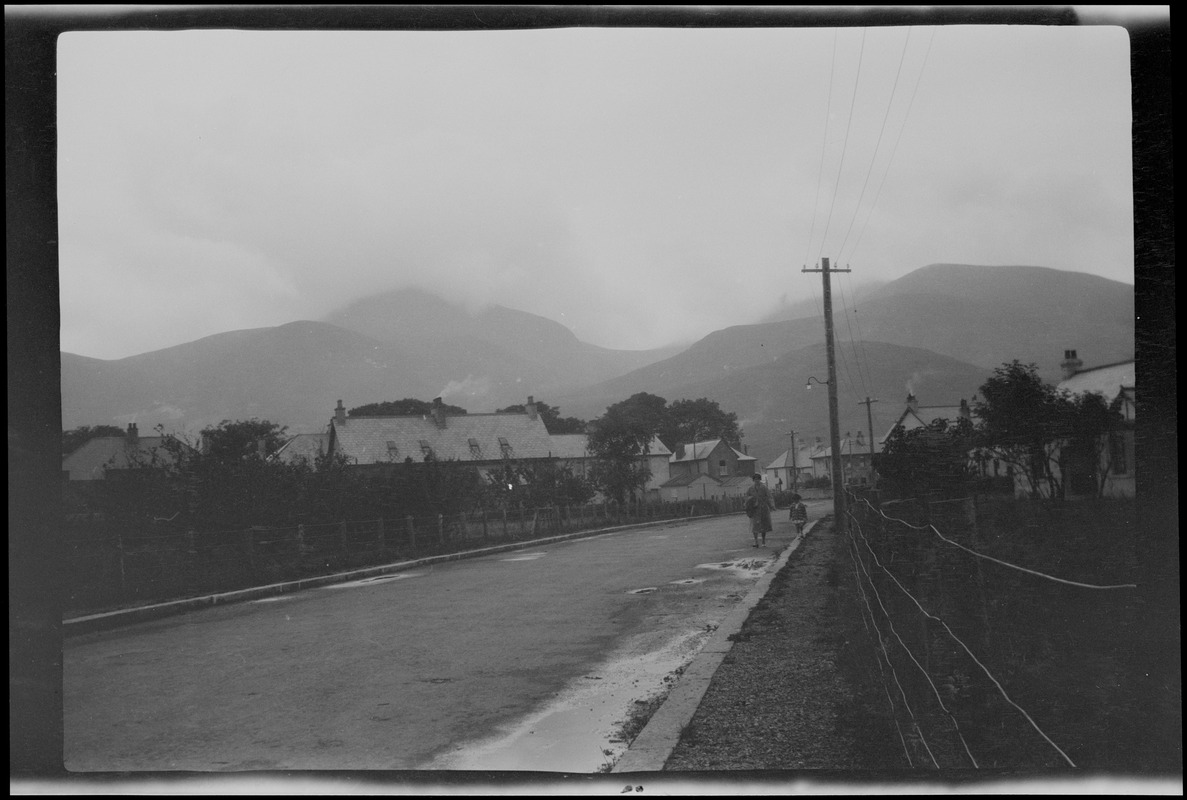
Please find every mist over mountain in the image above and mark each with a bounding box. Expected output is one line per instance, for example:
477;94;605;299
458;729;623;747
61;264;1133;466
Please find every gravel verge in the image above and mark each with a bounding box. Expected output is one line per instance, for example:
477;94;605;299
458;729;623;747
661;516;907;776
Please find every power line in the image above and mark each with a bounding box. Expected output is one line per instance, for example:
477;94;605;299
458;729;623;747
815;28;867;266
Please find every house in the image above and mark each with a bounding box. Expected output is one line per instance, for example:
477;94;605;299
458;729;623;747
662;439;757;501
1027;350;1135;499
811;432;877;487
271;430;332;466
879;393;973;448
764;440;826;492
324;396;557;484
62;423;188;481
547;432;672;500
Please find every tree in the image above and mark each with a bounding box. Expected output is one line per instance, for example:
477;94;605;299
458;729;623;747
661;398;742;451
62;424;125;455
586;394;665;504
877;417;974;499
199;419;289;461
348;398;467;417
496;400;586;434
971;361;1121;500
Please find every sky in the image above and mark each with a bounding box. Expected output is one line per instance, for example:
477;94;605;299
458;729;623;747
55;11;1142;360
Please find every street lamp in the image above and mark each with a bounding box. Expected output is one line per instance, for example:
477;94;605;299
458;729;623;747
805;376;831;390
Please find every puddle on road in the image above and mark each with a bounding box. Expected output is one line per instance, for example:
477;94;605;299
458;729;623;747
321;572;425;590
694;557;773;579
500;552;548;562
426;628;712;773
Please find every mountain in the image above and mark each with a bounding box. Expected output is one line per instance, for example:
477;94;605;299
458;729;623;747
550;264;1133;466
323;287;683;398
61;265;1134;457
60;292;683;433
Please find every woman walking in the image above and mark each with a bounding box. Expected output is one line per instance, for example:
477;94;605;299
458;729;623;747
744;473;776;547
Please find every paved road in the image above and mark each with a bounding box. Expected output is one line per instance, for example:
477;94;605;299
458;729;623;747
64;505;826;772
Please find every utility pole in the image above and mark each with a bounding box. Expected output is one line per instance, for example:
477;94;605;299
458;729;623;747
785;429;797;496
803;256;851;534
858;397;879;490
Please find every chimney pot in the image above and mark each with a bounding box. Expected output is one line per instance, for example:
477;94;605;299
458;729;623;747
1060;349;1084;380
525;395;538;421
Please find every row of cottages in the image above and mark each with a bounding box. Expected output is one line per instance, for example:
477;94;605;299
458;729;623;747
272;397;677;501
763;431;882;492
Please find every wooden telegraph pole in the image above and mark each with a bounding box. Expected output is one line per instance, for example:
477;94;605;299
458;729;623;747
786;429;797;496
803;257;851;534
859;396;879;489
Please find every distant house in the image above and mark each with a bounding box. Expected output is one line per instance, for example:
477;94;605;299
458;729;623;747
1024;350;1135;499
62;423;189;482
764;440;825;492
811;432;877;487
548;432;672;501
880;393;973;448
876;392;996;484
323;396;556;483
662;439;757;501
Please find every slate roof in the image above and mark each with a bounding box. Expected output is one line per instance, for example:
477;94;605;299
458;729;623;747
1058;360;1135;403
660;472;722;488
670;439;756;465
812;439;873;459
272;432;331;465
62;436;179;481
331;411;555;465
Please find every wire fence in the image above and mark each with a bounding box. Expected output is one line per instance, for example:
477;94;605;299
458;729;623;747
64;496;747;617
841;489;1140;770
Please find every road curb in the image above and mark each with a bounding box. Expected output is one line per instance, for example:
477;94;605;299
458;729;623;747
611;519;819;774
63;513;731;637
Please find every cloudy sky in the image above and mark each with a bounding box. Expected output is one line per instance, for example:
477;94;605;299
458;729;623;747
56;13;1139;360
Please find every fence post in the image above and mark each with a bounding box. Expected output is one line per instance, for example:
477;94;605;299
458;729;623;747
481;508;488;541
297;523;306;556
245;528;256;576
458;511;467;544
437;513;445;548
406;515;416;551
519;503;526;535
554;505;562;533
502;507;508;539
377;517;386;554
115;528;128;602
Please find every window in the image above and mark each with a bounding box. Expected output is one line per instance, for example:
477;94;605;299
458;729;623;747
498;436;514;459
468;438;482;458
386;440;399;459
419;439;434;459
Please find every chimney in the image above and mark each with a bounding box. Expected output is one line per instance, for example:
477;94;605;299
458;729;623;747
335;399;346;425
525;395;538;421
1060;349;1083;380
906;393;918;412
126;422;139;445
432;396;447;429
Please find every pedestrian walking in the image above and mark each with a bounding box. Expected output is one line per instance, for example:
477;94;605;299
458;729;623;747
744;473;775;547
789;497;808;537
